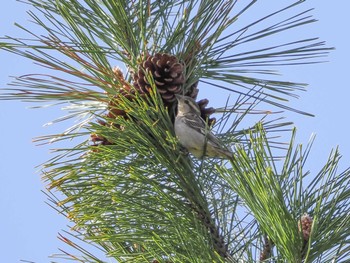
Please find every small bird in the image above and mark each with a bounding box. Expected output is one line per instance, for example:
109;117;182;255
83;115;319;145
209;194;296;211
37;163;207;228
174;94;233;159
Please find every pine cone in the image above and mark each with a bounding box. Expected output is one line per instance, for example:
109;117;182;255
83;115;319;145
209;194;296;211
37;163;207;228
196;98;216;126
298;213;313;241
91;68;134;146
133;53;185;105
107;67;135;118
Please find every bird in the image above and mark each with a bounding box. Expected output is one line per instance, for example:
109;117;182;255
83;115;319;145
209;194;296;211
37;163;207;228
174;94;233;159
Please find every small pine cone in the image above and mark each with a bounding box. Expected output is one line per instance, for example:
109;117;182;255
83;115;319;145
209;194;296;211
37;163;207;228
133;53;185;105
197;98;216;126
107;94;132;119
298;213;313;241
92;68;134;146
106;67;136;119
111;67;134;93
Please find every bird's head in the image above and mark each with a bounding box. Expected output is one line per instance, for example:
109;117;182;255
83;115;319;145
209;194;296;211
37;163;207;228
175;95;201;116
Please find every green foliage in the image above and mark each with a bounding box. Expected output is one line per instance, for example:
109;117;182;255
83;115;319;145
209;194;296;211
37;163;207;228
44;89;227;262
1;1;331;107
1;0;348;262
219;126;350;262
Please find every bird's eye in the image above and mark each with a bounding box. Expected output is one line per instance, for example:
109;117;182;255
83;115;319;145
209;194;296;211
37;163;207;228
184;99;189;104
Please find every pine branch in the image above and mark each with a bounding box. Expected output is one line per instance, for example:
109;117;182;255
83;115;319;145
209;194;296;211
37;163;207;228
1;1;347;262
218;125;350;262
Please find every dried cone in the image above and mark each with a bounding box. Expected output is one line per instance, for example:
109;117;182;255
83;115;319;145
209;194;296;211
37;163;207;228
133;53;215;125
196;98;216;127
133;53;185;106
91;68;134;146
107;67;135;119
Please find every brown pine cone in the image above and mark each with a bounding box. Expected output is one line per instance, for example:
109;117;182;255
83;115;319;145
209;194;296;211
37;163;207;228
133;53;185;106
107;67;135;118
196;98;216;126
91;68;134;146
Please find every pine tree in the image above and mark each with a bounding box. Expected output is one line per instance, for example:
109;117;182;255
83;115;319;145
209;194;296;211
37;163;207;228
1;0;349;262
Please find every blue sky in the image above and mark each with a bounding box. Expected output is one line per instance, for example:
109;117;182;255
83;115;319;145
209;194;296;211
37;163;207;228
1;1;349;262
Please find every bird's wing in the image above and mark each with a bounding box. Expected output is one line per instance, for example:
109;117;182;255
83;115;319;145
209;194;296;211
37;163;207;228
182;113;207;132
183;113;223;147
